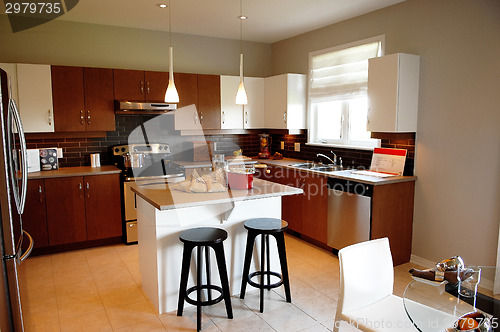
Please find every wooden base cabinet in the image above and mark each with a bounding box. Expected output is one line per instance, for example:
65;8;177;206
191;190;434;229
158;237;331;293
85;174;122;240
45;176;87;245
25;174;122;249
23;179;49;248
255;167;328;242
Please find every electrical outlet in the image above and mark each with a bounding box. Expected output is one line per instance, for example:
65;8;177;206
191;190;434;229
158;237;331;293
280;141;284;150
57;148;63;158
294;143;300;152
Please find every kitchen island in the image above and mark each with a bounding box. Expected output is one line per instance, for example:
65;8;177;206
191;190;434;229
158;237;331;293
131;178;302;314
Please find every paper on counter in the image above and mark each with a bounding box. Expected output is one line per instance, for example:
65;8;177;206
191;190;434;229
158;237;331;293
351;170;398;178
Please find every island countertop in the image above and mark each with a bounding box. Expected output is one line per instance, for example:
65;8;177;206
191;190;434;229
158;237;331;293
131;178;303;211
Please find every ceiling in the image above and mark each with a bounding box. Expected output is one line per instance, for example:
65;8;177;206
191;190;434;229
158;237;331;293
56;0;406;43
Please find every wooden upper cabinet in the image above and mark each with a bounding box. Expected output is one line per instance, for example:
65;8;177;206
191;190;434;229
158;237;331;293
197;74;221;130
144;71;168;102
113;69;171;102
52;66;85;132
113;69;146;101
52;66;114;132
175;72;198;109
84;68;115;131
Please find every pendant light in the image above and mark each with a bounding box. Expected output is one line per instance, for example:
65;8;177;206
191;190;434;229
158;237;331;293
235;0;248;105
164;0;179;103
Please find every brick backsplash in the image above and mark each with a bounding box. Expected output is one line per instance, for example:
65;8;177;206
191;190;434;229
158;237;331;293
25;116;415;175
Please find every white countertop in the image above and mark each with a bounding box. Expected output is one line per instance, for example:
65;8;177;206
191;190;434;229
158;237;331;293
257;157;416;185
131;178;303;211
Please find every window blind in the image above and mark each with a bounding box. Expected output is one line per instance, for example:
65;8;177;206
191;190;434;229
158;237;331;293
309;41;380;100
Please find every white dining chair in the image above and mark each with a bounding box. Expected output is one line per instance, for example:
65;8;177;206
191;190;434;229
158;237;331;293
333;237;415;332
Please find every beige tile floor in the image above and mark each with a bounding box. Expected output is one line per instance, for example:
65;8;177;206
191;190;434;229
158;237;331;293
17;235;419;332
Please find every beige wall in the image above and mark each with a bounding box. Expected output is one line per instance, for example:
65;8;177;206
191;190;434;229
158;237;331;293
0;16;271;77
272;0;500;265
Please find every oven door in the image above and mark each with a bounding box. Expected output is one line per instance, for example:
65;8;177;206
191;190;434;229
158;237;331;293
123;177;184;243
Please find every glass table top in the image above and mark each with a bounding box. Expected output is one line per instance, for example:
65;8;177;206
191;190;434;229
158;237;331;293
403;266;499;332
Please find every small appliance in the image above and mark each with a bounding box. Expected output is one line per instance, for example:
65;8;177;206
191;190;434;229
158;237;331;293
258;133;271;159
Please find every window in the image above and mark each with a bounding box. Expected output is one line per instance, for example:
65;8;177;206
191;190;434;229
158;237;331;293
308;36;384;148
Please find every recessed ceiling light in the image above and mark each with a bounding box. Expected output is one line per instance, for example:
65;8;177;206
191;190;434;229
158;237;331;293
238;15;248;20
157;3;167;8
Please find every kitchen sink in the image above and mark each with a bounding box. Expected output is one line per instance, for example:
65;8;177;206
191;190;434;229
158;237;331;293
289;162;343;173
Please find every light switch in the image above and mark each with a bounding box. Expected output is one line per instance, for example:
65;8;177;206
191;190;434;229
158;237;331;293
294;143;300;152
280;141;284;150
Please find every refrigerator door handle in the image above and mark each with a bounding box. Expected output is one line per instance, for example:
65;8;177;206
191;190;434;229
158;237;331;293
10;99;28;215
18;230;33;263
7;97;28;215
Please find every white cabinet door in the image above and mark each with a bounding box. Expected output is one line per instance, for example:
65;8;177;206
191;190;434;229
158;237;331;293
17;64;54;132
174;104;202;131
367;53;419;132
244;77;264;129
220;75;243;129
0;63;19;102
264;73;306;129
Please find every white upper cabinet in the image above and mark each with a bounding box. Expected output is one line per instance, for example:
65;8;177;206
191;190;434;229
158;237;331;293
367;53;420;132
264;73;306;130
17;64;55;132
220;76;265;130
220;75;243;129
0;63;19;102
244;77;265;129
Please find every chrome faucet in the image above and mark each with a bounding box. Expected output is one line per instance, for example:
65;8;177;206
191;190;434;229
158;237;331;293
317;152;337;165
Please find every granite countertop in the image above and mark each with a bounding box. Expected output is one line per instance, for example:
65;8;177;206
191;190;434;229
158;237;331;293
27;165;121;179
131;178;303;211
255;157;416;185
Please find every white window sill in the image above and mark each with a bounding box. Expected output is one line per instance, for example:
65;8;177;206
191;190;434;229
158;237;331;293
305;142;378;151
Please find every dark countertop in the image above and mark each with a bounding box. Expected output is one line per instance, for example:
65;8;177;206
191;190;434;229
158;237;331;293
27;165;121;179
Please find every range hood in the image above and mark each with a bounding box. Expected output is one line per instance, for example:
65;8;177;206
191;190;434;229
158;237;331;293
115;101;177;113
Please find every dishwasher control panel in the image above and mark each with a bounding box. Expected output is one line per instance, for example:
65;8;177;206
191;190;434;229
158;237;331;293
327;177;373;197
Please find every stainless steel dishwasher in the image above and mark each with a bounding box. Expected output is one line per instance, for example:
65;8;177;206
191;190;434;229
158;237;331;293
327;177;372;251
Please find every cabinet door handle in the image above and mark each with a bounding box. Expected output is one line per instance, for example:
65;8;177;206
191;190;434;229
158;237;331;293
193;112;198;124
283;111;287;124
222;111;225;124
87;110;91;125
199;112;203;125
38;185;43;203
146;81;150;94
140;81;144;94
48;109;52;126
245;111;248;125
86;182;90;198
80;110;84;125
78;183;83;198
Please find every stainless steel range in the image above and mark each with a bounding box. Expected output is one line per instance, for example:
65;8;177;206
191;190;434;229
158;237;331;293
113;143;185;244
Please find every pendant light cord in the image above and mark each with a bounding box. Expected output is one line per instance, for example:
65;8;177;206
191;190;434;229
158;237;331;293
240;0;243;55
169;0;172;47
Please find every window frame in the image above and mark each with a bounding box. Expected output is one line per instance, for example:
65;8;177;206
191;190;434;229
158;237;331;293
307;35;385;150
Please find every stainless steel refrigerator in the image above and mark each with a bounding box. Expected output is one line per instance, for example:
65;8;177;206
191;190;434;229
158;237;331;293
0;68;33;331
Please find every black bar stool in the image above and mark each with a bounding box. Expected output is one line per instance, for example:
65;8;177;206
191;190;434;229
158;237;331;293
177;227;233;332
239;218;291;313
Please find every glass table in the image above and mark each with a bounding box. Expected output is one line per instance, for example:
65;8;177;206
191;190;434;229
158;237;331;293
403;266;499;332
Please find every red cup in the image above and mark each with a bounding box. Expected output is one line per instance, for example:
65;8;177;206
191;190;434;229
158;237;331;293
227;171;254;189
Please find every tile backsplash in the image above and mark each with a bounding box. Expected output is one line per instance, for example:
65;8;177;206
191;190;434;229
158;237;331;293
25;115;415;176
